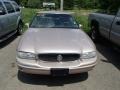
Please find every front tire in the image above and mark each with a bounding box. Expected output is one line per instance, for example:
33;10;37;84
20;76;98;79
90;25;99;42
17;22;23;35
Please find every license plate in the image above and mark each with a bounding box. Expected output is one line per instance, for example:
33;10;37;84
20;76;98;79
51;68;69;76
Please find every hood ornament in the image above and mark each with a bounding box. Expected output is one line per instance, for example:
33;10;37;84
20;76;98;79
57;55;63;62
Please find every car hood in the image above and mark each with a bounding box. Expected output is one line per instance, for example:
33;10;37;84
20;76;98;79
18;28;95;54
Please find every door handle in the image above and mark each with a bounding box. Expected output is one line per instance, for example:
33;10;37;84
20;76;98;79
116;21;120;25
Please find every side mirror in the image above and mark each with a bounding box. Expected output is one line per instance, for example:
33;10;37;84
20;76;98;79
79;24;83;28
25;23;29;28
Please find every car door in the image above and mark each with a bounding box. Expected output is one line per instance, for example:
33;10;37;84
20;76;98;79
110;10;120;46
11;1;21;30
99;11;116;39
0;1;9;37
3;1;16;33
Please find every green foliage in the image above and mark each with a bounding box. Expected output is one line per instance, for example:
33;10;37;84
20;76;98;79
74;0;99;9
14;0;119;11
27;0;43;8
64;0;74;10
14;0;99;9
73;9;97;32
20;0;28;6
22;8;94;33
98;0;120;11
75;15;89;32
21;8;38;23
21;8;38;32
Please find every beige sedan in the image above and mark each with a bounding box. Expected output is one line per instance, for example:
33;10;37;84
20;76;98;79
16;11;97;76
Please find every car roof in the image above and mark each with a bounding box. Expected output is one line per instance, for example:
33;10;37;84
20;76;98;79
37;11;74;15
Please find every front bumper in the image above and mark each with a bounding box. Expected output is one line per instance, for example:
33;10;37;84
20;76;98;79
17;59;97;75
18;64;96;75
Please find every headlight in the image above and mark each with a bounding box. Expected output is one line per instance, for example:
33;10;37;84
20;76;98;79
81;51;96;59
17;51;36;59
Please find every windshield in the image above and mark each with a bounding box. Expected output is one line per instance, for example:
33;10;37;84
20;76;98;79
30;14;79;29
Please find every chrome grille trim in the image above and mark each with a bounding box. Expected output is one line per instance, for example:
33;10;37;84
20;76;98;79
38;54;80;62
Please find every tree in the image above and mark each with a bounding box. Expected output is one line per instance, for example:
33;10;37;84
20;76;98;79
14;0;120;10
20;0;28;6
74;0;99;9
27;0;44;8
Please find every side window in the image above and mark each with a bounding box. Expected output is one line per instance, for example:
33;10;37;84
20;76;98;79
12;2;20;12
0;2;3;8
0;2;6;14
4;2;15;13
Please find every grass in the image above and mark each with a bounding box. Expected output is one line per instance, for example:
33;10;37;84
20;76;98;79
21;8;38;31
21;8;96;33
75;15;89;33
21;8;38;23
72;9;97;33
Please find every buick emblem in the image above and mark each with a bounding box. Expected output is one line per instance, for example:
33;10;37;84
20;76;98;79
57;55;63;62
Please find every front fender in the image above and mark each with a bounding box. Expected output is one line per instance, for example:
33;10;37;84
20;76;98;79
17;15;23;26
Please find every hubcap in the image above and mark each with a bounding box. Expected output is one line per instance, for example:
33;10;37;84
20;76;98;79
91;30;96;40
18;24;23;33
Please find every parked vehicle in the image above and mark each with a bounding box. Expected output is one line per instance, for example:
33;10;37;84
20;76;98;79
0;0;23;42
16;11;97;76
89;9;120;47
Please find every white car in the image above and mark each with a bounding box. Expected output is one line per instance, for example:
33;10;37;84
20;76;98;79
17;11;97;76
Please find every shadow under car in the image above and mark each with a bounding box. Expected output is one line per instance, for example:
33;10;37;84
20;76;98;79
18;71;88;86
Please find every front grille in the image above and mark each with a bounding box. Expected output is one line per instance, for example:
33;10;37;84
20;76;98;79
38;54;80;62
